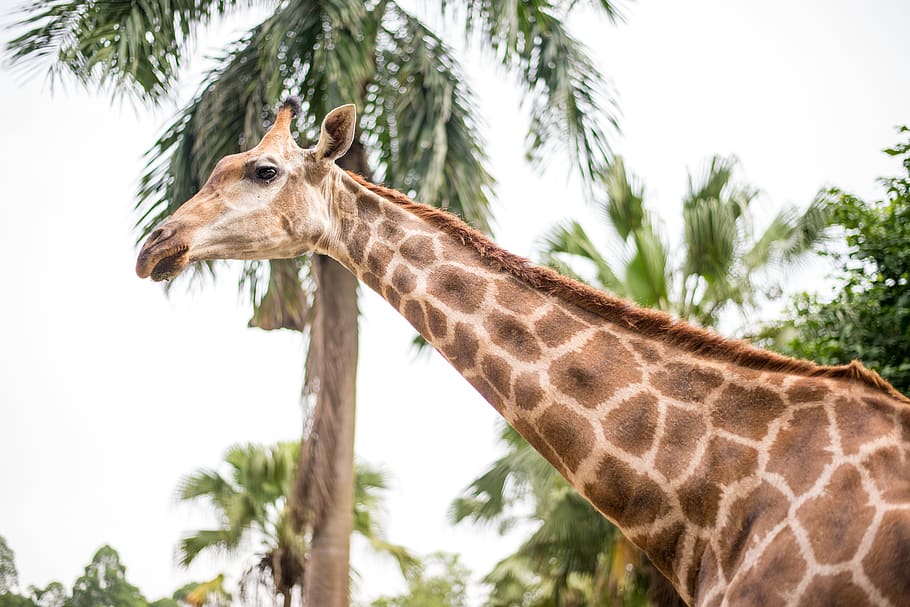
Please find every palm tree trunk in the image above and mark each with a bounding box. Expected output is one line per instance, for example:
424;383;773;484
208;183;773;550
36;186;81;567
301;255;359;607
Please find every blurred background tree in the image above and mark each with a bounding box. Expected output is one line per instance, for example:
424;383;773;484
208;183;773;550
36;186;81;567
175;442;417;606
0;538;214;607
765;128;910;395
6;2;620;603
542;156;832;328
370;553;470;607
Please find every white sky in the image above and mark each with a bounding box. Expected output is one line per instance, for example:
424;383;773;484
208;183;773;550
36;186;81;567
1;0;908;604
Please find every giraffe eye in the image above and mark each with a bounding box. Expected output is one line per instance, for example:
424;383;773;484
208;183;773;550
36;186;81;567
255;166;278;182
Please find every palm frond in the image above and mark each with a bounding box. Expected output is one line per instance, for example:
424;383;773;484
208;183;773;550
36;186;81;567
602;157;646;240
366;2;494;231
177;469;236;513
367;538;422;579
626;226;670;309
561;0;626;21
448;0;617;196
744;195;831;270
177;529;243;568
4;0;271;102
540;220;625;295
682;195;737;283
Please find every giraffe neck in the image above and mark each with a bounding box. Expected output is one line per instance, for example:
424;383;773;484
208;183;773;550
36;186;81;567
324;172;708;593
320;171;910;607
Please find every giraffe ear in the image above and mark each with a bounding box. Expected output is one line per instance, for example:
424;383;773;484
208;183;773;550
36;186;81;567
315;104;356;163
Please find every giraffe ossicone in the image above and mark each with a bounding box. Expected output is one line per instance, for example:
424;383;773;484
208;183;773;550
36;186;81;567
137;101;910;606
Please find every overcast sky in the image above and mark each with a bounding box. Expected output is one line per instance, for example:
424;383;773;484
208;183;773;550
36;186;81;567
1;0;908;604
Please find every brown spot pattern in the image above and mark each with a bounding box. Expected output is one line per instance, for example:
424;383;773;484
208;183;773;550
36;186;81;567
367;243;394;276
601;392;659;456
799;573;872;607
512;417;568;478
718;481;789;578
550;331;641;408
652;362;724;403
534;307;586;347
836;396;895;455
347;224;371;265
425;304;447;339
356;195;382;223
404;300;427;336
384;287;401;310
485;312;541;361
391;265;417;294
862;511;910;605
787;378;831;403
399;235;437;265
448;322;479;371
726;527;805;606
427;265;488;313
538;407;594;474
585;453;670;527
901;408;910;445
629;339;663;363
862;447;910;503
361;271;381;291
797;465;875;565
683;536;709;598
482;354;512;400
514;373;545;411
693;544;721;606
766;406;832;495
378;219;405;244
654;407;708;481
711;384;786;440
638;522;686;585
493;279;545;315
677;437;758;527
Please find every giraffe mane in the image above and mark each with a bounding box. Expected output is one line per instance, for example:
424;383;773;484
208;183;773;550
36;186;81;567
347;172;910;405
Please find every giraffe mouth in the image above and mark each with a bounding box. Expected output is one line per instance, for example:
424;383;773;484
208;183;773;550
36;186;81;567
136;242;190;281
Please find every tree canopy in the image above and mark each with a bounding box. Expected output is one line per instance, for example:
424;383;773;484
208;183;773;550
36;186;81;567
769;127;910;395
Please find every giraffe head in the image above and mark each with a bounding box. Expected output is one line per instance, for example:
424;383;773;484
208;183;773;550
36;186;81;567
136;100;356;281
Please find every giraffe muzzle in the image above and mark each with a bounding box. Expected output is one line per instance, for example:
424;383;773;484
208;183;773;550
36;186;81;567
136;225;192;281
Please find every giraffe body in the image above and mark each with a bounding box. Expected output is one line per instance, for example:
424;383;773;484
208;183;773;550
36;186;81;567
136;102;910;606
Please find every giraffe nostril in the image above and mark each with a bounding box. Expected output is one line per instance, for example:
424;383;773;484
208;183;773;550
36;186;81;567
147;225;176;246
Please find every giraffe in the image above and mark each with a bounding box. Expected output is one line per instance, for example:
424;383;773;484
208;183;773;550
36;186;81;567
136;100;910;606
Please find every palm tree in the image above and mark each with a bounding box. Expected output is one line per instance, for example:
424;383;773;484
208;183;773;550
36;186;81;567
543;156;832;327
7;1;620;604
454;155;832;605
176;441;417;607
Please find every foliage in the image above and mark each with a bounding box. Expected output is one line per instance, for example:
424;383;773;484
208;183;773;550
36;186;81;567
768;128;910;394
30;583;66;607
543;156;832;328
176;442;416;601
0;538;222;607
65;545;148;607
169;576;230;607
0;595;38;607
370;553;470;607
453;424;652;606
0;536;17;595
